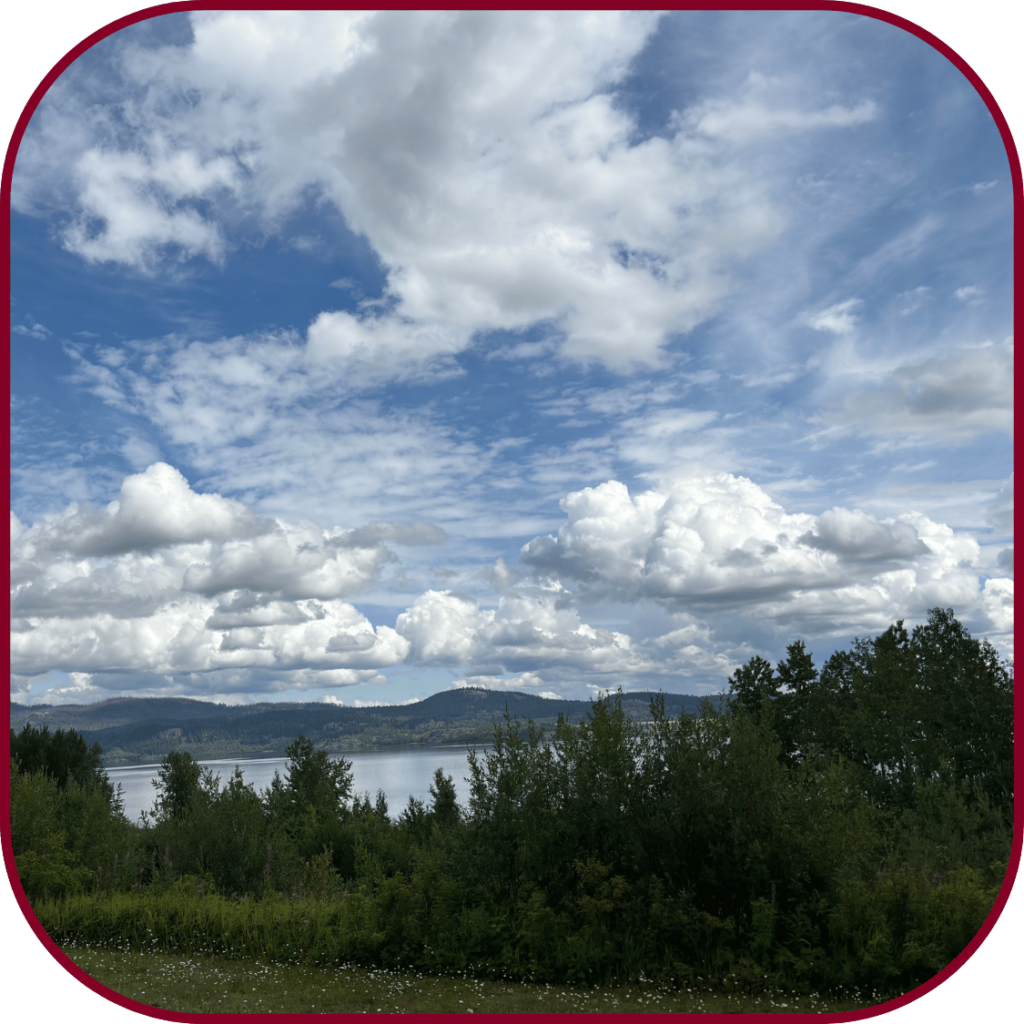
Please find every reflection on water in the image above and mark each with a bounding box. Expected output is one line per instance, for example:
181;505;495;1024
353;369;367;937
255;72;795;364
106;745;487;825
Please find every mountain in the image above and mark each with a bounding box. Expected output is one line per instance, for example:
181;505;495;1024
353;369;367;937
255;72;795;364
10;687;715;766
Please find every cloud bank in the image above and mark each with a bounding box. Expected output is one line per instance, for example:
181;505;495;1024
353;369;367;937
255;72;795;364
11;464;1010;702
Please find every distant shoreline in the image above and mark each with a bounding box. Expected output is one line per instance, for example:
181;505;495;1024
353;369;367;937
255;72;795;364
101;738;491;770
14;687;709;768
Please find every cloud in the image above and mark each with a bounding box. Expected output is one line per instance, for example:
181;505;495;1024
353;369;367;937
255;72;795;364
343;522;447;547
15;11;881;372
797;508;929;561
678;72;876;144
981;577;1013;634
482;557;521;593
305;310;470;381
898;286;930;315
26;665;394;706
17;463;267;559
812;338;1013;446
101;463;260;552
9;463;431;690
518;474;1007;638
181;522;389;600
391;581;785;693
9;595;409;681
11;316;52;340
64;332;507;530
395;587;657;680
806;298;860;335
953;285;984;304
120;435;164;471
986;474;1014;537
62;147;235;269
842;216;941;288
395;590;494;666
996;548;1013;577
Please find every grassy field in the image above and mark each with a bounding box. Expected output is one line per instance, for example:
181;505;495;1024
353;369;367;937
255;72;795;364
60;941;896;1015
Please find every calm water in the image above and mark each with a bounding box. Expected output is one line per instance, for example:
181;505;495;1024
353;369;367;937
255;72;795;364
106;745;486;825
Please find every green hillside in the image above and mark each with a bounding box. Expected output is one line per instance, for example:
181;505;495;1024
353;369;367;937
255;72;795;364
11;687;709;765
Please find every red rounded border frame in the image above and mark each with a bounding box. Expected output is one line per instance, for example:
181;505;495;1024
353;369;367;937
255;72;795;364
4;4;1019;1019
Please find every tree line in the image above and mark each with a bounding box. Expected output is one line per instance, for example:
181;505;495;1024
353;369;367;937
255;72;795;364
9;608;1014;999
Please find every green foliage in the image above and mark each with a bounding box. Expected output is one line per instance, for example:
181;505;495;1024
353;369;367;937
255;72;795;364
824;611;1012;816
726;609;1013;818
11;723;114;804
252;735;357;884
10;762;62;856
15;832;93;901
149;750;211;824
773;640;817;765
428;768;459;828
824;864;1001;988
11;764;143;896
727;655;778;722
283;735;353;815
466;711;561;900
198;768;274;894
265;735;353;834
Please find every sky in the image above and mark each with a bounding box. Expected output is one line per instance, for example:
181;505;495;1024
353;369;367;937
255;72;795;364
8;8;1014;709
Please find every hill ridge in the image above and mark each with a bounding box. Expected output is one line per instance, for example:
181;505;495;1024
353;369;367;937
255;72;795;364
10;687;712;766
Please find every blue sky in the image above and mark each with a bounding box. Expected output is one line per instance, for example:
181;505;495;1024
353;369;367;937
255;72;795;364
8;8;1014;707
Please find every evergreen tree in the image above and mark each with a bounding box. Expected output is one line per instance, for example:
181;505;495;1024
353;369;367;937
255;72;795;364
428;768;460;828
10;723;112;803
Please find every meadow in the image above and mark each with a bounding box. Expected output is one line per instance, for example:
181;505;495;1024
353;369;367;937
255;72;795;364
58;940;889;1014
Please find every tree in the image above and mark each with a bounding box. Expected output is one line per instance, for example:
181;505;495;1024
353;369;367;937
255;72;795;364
429;768;460;828
550;691;646;877
794;608;1013;816
804;647;858;766
848;620;921;803
10;724;112;804
466;710;560;900
399;795;429;838
205;768;270;893
151;750;212;823
774;640;817;765
727;655;779;722
908;608;1013;812
281;734;353;819
265;734;354;863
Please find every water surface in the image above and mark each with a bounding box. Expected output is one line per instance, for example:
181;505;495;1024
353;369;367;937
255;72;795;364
107;745;486;824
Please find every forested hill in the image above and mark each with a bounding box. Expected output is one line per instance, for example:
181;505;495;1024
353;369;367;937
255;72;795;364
10;687;709;766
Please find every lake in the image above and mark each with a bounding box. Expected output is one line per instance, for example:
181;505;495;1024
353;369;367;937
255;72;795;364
106;745;487;825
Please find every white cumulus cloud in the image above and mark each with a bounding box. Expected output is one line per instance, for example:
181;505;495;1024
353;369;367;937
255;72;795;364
519;473;1009;640
8;463;436;692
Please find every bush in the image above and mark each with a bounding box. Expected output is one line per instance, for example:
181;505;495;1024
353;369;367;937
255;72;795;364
15;833;93;901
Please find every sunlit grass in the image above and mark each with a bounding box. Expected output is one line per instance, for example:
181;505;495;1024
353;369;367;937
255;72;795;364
61;940;895;1014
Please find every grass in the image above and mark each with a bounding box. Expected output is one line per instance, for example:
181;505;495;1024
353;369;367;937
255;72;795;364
60;940;897;1015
